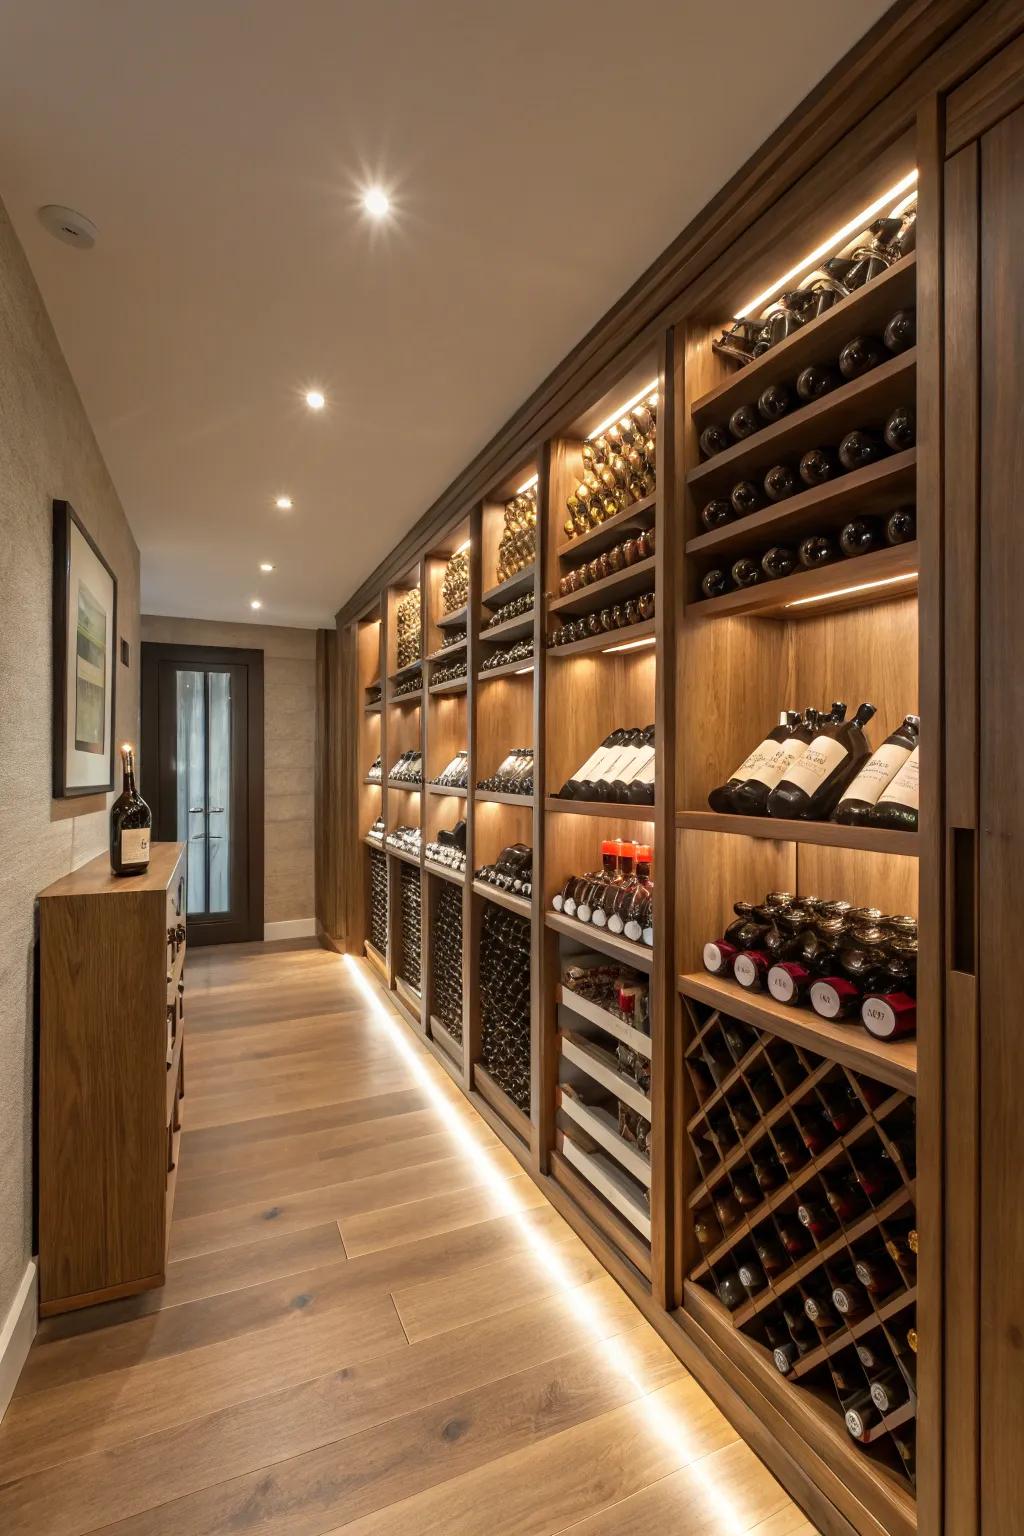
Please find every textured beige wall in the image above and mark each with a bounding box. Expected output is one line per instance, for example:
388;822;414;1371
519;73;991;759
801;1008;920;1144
0;200;140;1328
139;617;316;926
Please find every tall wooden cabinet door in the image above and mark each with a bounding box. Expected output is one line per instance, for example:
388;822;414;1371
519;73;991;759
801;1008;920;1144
945;61;1024;1535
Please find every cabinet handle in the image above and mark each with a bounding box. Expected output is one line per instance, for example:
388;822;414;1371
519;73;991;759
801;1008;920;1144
951;827;976;977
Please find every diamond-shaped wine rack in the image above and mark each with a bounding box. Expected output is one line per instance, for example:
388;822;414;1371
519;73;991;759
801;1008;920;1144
369;848;388;956
398;863;422;993
683;993;918;1488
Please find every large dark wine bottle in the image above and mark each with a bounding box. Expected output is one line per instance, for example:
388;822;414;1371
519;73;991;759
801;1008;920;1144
729;711;817;817
869;744;920;830
832;714;919;825
707;712;798;813
767;703;877;820
110;745;152;876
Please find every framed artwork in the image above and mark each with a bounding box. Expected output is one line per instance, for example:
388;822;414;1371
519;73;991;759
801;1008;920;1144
52;499;118;797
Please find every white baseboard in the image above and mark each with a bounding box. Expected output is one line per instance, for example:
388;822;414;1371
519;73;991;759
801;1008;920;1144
263;918;316;941
0;1260;37;1422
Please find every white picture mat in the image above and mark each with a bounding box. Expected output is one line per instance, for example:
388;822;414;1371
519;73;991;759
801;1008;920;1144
63;517;115;790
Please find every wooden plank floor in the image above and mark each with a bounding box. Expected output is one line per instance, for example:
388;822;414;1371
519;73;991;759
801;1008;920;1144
0;940;818;1536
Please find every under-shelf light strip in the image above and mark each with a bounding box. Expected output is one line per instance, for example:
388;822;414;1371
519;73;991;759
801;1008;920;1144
602;636;656;654
734;168;919;320
588;379;659;441
785;571;916;608
515;473;539;495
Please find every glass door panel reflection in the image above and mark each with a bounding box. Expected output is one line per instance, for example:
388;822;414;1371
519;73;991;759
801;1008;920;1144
175;670;207;915
207;671;232;914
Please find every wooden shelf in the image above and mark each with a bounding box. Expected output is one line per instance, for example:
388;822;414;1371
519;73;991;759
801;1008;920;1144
481;566;535;608
436;604;468;629
678;973;916;1095
547;617;655;658
556;492;657;559
429;1014;463;1066
426;635;467;661
385;843;422;869
474;789;534;807
685;449;916;560
546;910;653;971
545;796;655;822
558;1085;651;1187
476;657;535;682
389;660;423;683
426;783;468;797
560;1028;651;1118
474;1062;531;1144
424;859;465;887
362;776;382;786
557;1127;651;1240
692;255;918;423
427;677;468;696
387;778;423;791
363;834;385;850
363;701;382;714
388;687;423;706
677;809;919;856
686;350;917;494
556;984;653;1059
479;611;535;643
690;541;917;621
548;555;657;617
472;878;531;917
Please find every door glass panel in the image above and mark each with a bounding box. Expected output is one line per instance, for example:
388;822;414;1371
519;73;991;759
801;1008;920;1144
175;670;207;915
207;671;232;914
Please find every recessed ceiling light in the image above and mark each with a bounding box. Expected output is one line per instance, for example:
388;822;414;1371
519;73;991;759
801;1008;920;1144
275;495;293;510
305;389;326;411
250;599;262;610
38;204;97;249
362;186;391;219
260;562;274;572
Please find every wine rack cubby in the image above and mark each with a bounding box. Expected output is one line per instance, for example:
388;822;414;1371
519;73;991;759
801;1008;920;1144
429;877;463;1056
683;993;917;1488
397;862;422;995
368;848;388;959
478;902;531;1119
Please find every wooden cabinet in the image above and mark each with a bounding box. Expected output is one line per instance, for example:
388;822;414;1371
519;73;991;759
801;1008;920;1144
37;843;187;1316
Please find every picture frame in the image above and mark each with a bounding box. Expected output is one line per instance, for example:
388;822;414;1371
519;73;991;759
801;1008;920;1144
52;499;118;797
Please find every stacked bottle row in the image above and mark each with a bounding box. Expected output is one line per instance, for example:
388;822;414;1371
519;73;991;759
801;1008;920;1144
557;526;655;596
556;726;655;806
388;750;423;786
425;820;466;874
431;655;467;686
366;755;382;783
368;848;388;955
548;589;655;647
396;587;422;670
367;815;385;844
478;747;533;796
431;880;464;1045
551;839;654;949
441;548;469;614
485;591;533;629
476;843;532;899
397;864;422;993
479;904;531;1111
385;825;421;859
430;751;468;789
481;637;534;670
703;890;918;1040
709;704;919;830
712;194;916;367
495;484;537;585
563;396;657;541
392;672;423;699
562;959;651;1038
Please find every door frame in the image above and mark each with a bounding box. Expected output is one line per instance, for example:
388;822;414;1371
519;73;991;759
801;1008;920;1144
141;642;264;945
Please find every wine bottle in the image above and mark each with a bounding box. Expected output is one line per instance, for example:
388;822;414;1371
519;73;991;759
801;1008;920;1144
884;404;915;452
758;383;793;422
708;712;797;813
730;481;764;517
701;568;730;600
839;518;879;558
869;745;919;830
767;702;877;820
885;506;916;544
764;464;798;502
728;404;761;441
699;423;731;459
701;498;734;530
558;730;627;799
884;307;916;354
577;841;620;923
798;535;837;569
796;364;840;401
761;546;796;580
838;429;885;471
838;335;885;379
731;558;762;589
730;711;817;816
799;447;840;487
110;745;152;876
833;714;919;824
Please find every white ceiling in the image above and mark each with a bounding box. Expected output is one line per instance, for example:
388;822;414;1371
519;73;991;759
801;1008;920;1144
0;0;892;627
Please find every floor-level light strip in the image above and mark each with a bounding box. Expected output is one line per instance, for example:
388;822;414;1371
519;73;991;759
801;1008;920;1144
342;954;751;1532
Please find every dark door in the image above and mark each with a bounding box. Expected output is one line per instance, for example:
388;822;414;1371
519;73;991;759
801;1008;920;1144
141;643;264;945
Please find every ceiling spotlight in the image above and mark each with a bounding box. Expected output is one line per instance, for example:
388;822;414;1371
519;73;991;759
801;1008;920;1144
250;599;262;610
275;495;293;510
38;204;97;249
362;186;391;219
259;562;274;572
305;389;326;411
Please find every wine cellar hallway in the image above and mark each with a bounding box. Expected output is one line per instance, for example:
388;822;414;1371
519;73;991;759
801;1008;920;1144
0;942;812;1536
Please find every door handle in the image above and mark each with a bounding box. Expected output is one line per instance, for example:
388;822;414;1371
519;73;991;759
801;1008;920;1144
188;806;204;814
208;806;225;814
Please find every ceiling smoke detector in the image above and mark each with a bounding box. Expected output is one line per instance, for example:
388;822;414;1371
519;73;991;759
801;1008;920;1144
38;205;98;249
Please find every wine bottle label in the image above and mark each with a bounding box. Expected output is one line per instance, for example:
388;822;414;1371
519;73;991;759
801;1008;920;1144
733;952;766;989
836;741;913;808
570;740;620;784
728;734;780;783
745;735;810;791
778;735;848;795
768;962;809;1003
642;922;654;947
703;940;737;974
563;897;577;917
120;828;151;865
632;754;657;785
862;992;917;1038
875;746;920;809
810;977;859;1018
617;744;655;783
592;745;637;784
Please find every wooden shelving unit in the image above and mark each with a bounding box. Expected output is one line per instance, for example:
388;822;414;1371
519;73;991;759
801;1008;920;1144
330;89;970;1529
